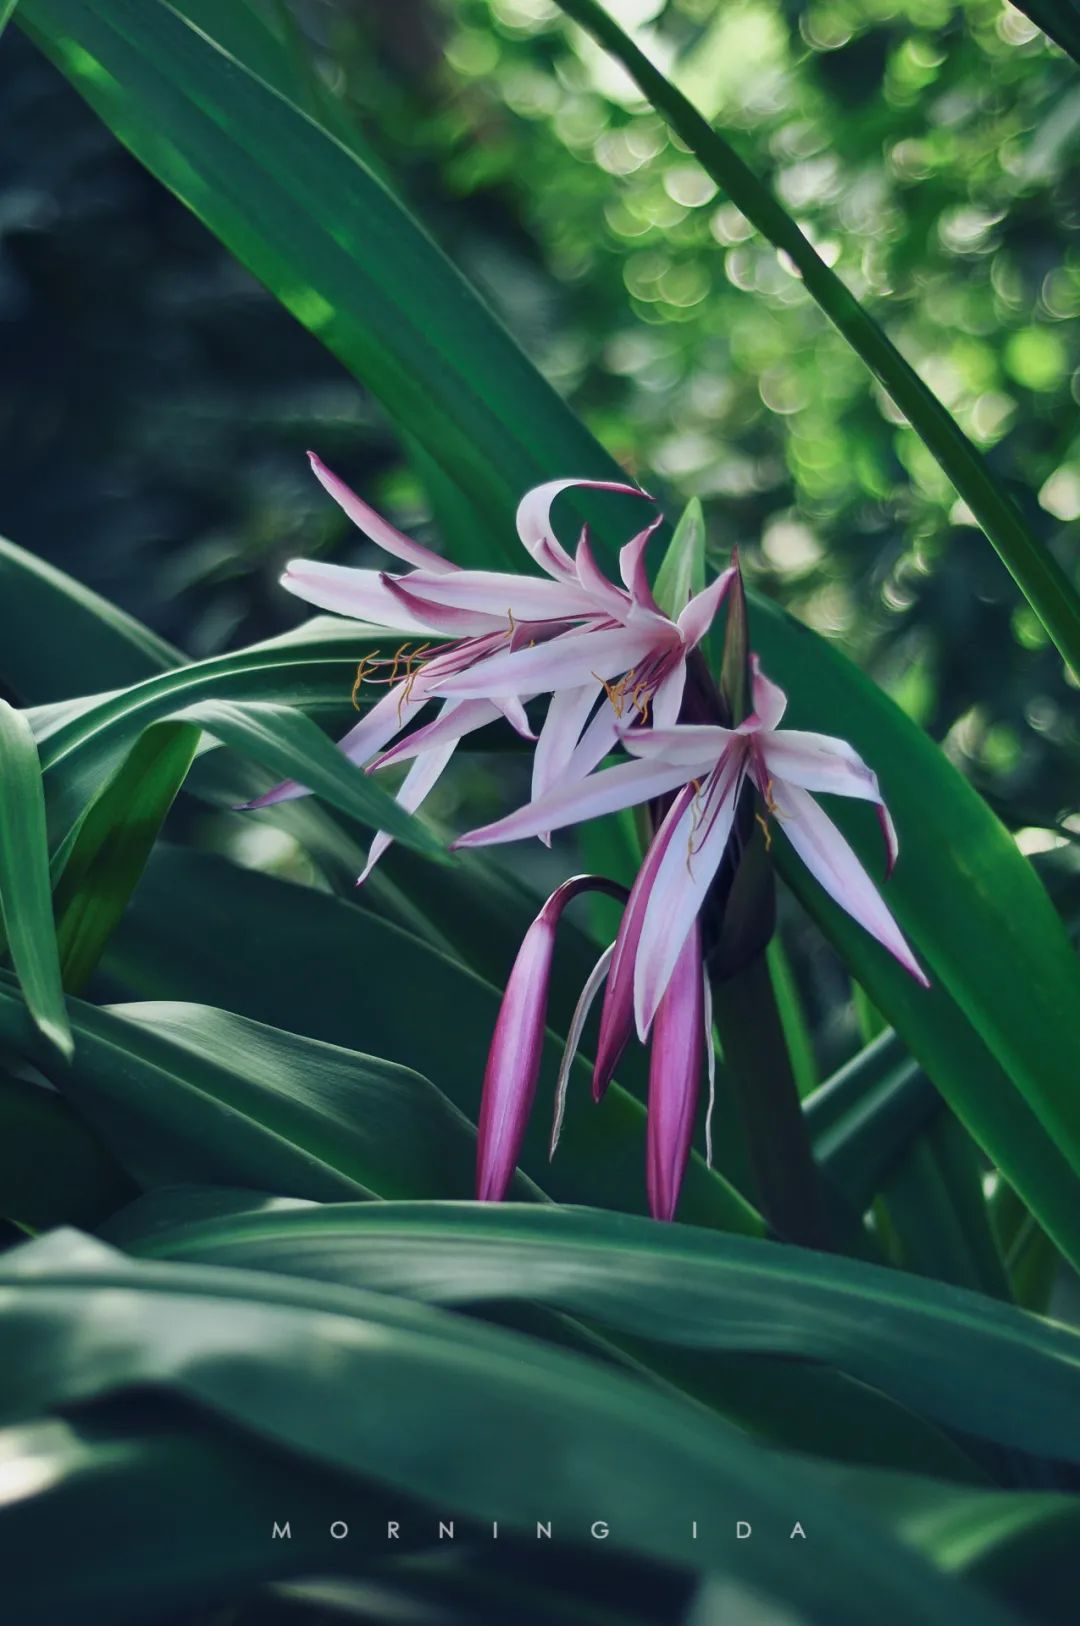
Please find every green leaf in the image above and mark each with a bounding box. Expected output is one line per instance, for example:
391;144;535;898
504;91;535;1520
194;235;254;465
1008;2;1080;66
0;1411;360;1626
752;595;1080;1272
823;1465;1080;1625
652;497;705;620
766;936;817;1099
0;978;484;1203
28;620;414;850
104;842;761;1235
552;0;1080;675
878;1113;1010;1301
0;701;73;1059
0;1070;133;1230
93;1200;1080;1466
52;721;199;991
16;0;605;553
0;534;178;704
806;1030;939;1213
0;1227;1032;1626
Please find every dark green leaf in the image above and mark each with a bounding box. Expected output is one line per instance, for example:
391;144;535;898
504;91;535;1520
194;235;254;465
0;701;72;1059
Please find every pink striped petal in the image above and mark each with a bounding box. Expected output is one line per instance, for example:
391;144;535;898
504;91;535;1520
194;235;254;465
634;753;746;1036
746;654;787;731
517;478;649;579
397;568;593;623
592;783;697;1099
477;874;609;1201
622;723;735;768
494;695;536;740
308;453;454;572
677;567;735;649
531;683;600;813
770;779;928;986
758;730;898;874
566;696;620;778
620;516;664;614
243;677;428;809
357;738;457;884
281;561;436;634
432;623;659;701
373;698;503;770
647;920;704;1222
649;664;687;729
378;573;510;637
453;756;696;851
575;530;633;622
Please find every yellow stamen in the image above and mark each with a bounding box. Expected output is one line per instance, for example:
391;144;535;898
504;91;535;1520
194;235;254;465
755;811;773;852
350;652;380;710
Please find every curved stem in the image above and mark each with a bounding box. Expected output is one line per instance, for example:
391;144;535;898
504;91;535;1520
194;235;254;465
554;0;1080;676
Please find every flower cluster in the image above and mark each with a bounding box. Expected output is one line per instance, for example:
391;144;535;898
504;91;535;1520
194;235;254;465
270;461;927;1220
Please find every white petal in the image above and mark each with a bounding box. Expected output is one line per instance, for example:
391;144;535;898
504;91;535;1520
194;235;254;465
770;779;927;985
309;454;454;572
454;757;697;849
634;755;746;1036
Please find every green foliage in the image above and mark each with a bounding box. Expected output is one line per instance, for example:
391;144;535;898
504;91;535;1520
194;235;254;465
0;4;1077;1623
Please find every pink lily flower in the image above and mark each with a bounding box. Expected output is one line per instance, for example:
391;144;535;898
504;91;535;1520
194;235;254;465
253;458;734;873
477;871;709;1220
455;655;927;1047
476;874;625;1203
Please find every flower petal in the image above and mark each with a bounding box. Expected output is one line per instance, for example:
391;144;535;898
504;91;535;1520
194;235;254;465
432;623;660;700
592;782;697;1099
397;568;593;623
635;752;746;1036
531;683;601;829
453;756;696;851
357;736;457;884
620;516;665;614
622;723;735;768
575;529;633;622
308;453;454;572
770;778;928;986
649;664;687;729
647;920;704;1222
676;567;735;650
517;477;650;579
745;654;787;731
243;677;428;809
476;874;609;1202
758;730;898;874
494;694;536;741
567;696;621;777
377;573;511;637
373;698;502;770
280;561;436;634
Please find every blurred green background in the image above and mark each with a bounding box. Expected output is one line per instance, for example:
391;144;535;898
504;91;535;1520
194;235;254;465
1;0;1076;838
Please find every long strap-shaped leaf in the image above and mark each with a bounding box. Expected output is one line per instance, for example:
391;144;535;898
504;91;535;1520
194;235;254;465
553;0;1080;675
0;702;73;1059
0;1226;1031;1626
1009;0;1080;64
105;1199;1080;1468
0;534;179;704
